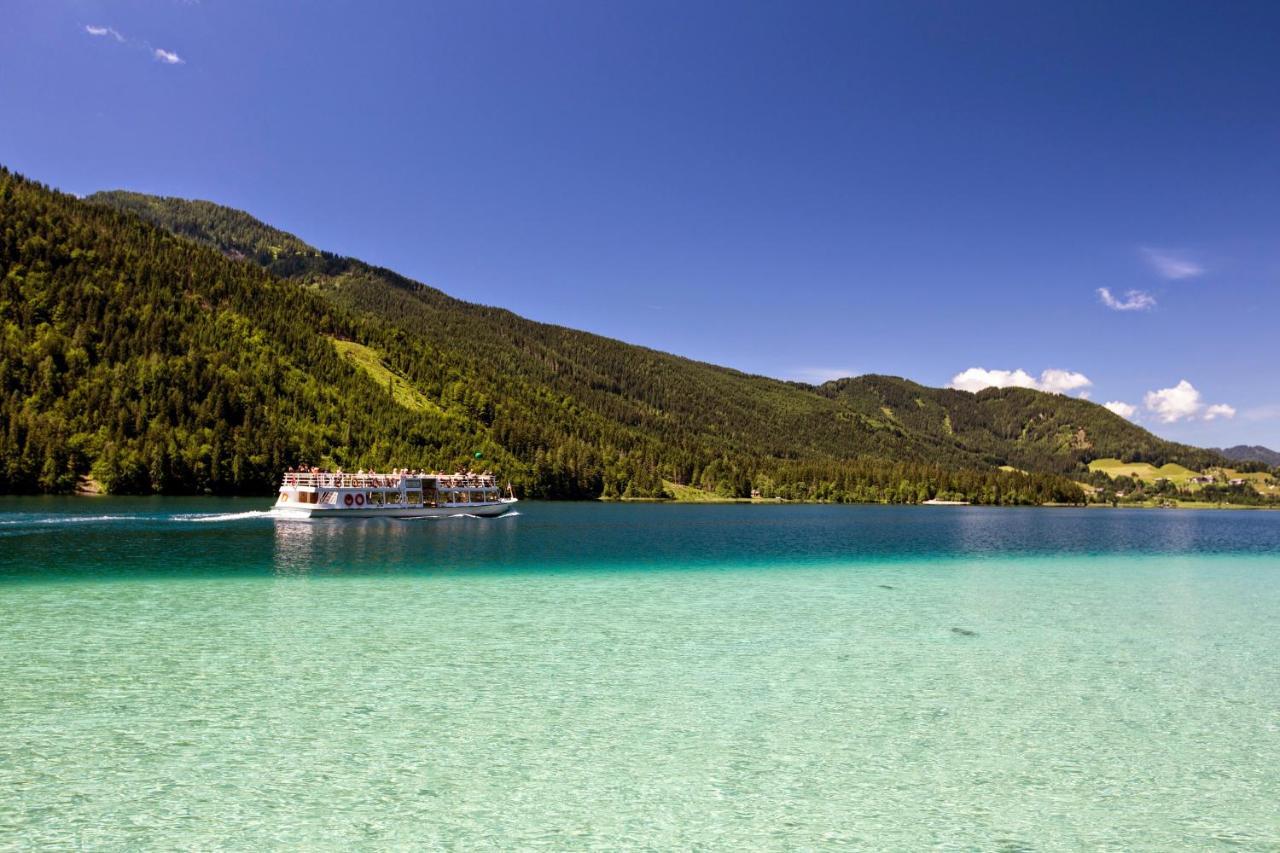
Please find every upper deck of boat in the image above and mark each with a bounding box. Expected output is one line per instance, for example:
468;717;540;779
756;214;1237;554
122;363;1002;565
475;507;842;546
281;470;499;490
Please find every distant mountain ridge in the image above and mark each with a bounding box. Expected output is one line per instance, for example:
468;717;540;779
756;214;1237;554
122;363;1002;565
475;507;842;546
1213;445;1280;466
0;166;1232;502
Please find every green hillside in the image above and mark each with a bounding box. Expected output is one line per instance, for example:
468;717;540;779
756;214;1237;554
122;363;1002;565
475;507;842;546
1;172;497;495
0;167;1229;503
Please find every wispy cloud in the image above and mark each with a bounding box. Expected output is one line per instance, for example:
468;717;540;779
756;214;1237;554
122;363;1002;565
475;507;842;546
1141;247;1203;280
85;25;124;42
1142;380;1235;423
1097;287;1156;311
1243;404;1280;422
82;24;184;66
789;367;860;385
1103;401;1138;420
947;367;1092;397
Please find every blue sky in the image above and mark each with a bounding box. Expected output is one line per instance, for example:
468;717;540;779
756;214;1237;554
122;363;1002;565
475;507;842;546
3;1;1278;447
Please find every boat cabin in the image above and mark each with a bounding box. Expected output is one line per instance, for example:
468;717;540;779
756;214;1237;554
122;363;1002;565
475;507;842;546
276;470;505;510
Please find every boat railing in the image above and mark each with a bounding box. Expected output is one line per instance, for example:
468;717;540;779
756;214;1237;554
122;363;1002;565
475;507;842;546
281;471;499;489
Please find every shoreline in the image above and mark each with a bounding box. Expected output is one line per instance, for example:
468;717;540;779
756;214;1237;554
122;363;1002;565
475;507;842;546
611;495;1278;511
1;492;1275;512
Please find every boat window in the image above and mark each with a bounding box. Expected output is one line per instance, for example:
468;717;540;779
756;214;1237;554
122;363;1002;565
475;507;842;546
406;490;421;505
369;491;384;506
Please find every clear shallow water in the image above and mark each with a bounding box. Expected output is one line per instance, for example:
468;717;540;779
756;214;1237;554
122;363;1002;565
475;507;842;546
2;500;1279;848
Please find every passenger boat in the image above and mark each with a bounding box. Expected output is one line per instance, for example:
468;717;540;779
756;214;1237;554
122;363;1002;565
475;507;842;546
271;469;517;519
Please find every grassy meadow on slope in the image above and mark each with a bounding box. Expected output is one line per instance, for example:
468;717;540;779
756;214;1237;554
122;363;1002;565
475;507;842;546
1088;459;1203;485
1088;458;1280;504
330;339;442;415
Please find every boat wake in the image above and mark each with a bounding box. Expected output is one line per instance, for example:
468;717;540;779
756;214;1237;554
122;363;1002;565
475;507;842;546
1;508;517;528
0;514;135;526
171;510;277;523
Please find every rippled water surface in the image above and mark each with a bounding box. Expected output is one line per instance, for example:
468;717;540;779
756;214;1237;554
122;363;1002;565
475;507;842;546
2;499;1279;848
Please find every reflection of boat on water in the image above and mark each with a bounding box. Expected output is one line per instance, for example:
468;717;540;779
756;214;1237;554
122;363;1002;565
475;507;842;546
271;470;517;519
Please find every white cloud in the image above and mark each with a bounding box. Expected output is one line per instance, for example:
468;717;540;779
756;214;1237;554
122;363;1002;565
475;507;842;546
1146;379;1203;420
948;367;1092;397
1038;369;1092;396
1142;380;1237;423
1144;380;1202;422
948;368;1039;393
1097;287;1156;311
85;25;124;41
1103;401;1138;420
153;48;184;64
1141;247;1203;280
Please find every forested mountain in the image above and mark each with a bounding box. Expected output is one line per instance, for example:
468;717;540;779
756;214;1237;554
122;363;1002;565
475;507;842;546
2;172;497;495
0;167;1227;503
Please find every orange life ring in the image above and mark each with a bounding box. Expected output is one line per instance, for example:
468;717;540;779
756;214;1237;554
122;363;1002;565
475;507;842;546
355;493;365;506
344;493;354;507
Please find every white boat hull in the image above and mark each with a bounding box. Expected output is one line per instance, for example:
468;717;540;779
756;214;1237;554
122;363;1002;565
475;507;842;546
270;499;518;520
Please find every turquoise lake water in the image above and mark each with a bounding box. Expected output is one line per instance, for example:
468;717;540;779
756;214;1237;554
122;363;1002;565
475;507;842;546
2;499;1279;849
